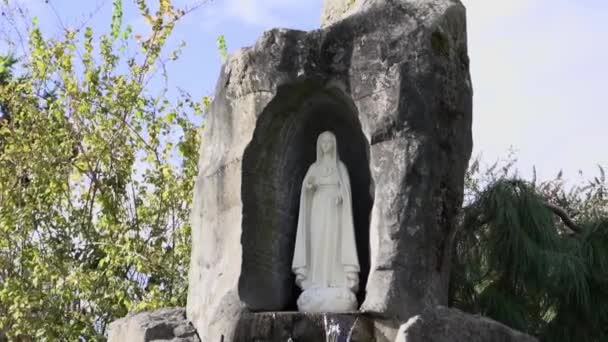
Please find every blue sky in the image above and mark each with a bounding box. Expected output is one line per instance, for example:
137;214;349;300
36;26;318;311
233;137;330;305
6;0;608;183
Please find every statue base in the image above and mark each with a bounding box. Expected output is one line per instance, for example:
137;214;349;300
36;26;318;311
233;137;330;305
297;287;358;313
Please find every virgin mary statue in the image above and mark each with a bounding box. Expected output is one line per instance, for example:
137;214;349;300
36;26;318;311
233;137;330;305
292;131;360;312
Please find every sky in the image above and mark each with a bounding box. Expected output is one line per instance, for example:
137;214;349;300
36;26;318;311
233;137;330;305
5;0;608;183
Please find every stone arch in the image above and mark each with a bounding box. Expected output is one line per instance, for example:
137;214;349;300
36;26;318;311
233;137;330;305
238;81;374;311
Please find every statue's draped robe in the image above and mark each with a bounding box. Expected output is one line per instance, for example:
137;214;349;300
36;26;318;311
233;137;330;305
292;135;359;290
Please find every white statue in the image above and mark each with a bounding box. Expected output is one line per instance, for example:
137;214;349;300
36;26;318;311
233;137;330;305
292;131;360;312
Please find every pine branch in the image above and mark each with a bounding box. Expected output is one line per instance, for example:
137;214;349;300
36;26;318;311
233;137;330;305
543;201;582;233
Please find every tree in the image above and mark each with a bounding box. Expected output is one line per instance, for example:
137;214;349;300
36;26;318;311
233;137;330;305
450;155;608;342
0;0;206;339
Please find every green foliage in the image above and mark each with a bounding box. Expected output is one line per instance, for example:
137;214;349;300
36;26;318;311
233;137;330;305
452;158;608;341
217;34;228;63
0;55;18;85
0;1;204;340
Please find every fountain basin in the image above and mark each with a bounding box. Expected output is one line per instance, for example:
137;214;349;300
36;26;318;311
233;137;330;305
234;311;375;342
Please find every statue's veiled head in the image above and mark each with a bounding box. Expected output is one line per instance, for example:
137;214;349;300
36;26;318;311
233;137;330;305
316;131;338;161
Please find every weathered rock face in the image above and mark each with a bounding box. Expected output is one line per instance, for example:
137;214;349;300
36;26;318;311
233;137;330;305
107;308;200;342
187;0;473;340
395;306;539;342
322;0;437;28
321;0;358;28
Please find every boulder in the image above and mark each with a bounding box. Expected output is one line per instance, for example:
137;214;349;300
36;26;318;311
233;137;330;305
395;306;538;342
107;308;199;342
187;0;472;340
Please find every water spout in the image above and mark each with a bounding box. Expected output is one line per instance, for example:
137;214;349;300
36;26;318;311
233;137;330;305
324;314;341;342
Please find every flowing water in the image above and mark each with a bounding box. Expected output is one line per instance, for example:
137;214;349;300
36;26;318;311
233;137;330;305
324;314;342;342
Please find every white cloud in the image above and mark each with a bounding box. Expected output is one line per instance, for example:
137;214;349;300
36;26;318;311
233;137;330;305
226;0;284;27
461;0;540;28
196;0;320;32
463;0;608;181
